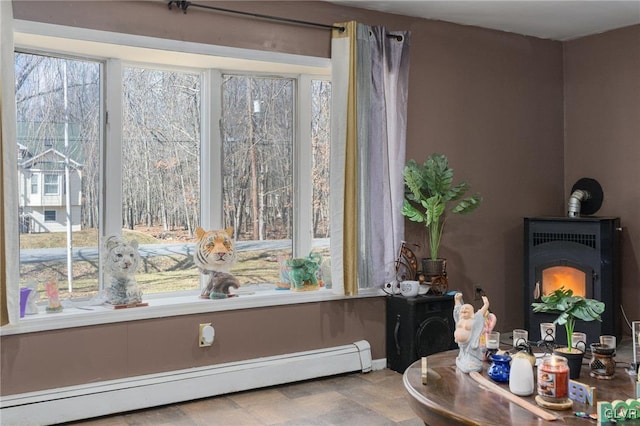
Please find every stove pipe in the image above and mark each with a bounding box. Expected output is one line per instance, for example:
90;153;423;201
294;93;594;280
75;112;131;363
567;189;591;218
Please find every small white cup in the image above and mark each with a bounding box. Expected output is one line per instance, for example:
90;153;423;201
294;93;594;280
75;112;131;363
600;335;616;350
513;329;528;349
400;280;420;297
486;331;500;349
540;323;556;342
572;332;587;352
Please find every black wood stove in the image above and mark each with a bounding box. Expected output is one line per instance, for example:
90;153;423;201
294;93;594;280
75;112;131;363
524;217;621;346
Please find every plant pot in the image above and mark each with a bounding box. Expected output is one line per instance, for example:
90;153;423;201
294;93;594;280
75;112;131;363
421;258;448;294
421;258;446;280
553;347;584;379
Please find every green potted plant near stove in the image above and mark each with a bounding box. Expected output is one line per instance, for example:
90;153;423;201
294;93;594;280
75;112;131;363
402;153;482;288
531;287;605;379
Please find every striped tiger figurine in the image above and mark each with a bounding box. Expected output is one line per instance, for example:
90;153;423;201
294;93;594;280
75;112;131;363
194;227;240;298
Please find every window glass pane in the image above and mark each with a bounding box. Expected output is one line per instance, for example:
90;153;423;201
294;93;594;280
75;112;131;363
30;174;38;194
122;66;201;295
311;80;331;286
221;75;293;289
44;174;59;194
16;52;101;302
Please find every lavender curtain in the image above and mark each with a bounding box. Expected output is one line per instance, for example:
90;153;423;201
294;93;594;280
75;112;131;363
360;26;411;289
331;23;410;294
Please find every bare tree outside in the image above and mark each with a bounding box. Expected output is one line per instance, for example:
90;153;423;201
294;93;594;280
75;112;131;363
221;75;294;242
121;66;202;293
122;67;201;236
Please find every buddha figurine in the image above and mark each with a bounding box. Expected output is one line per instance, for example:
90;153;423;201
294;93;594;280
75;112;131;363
453;292;490;373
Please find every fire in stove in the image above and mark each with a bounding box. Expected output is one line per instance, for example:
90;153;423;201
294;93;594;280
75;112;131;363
540;266;586;298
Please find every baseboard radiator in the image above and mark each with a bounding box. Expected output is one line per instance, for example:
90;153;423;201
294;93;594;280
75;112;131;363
1;340;373;426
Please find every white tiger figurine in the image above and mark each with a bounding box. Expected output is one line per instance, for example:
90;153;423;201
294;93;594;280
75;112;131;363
103;235;143;305
194;227;240;298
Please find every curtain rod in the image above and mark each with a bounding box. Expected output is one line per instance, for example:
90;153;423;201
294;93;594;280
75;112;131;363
166;1;403;41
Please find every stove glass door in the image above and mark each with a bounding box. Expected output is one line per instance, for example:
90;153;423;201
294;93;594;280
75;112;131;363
541;265;586;297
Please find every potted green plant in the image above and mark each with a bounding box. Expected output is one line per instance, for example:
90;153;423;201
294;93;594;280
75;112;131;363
531;287;605;378
402;153;482;280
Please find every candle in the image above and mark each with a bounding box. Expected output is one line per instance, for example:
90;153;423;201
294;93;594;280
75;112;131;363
537;355;569;402
513;329;528;349
484;331;500;349
540;322;556;342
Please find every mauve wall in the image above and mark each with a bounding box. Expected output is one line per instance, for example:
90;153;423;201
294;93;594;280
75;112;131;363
1;299;385;395
563;25;640;325
403;17;564;332
4;0;635;397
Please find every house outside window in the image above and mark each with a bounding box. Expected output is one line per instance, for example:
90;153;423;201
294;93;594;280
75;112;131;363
13;27;331;316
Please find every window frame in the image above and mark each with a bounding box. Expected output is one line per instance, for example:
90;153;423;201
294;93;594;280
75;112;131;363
1;20;380;335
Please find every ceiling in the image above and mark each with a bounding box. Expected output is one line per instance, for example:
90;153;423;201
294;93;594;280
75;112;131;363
328;1;640;41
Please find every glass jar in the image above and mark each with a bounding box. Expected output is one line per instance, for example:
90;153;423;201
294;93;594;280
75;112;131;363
537;354;569;403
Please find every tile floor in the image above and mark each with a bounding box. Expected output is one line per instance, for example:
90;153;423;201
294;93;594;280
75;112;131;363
66;338;636;426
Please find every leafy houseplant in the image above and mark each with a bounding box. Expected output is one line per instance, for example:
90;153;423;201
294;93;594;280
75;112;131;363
402;153;482;260
531;287;605;352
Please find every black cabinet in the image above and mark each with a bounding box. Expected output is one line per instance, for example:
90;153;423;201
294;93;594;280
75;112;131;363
386;294;456;373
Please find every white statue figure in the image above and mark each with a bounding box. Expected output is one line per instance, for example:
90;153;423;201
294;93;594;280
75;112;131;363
103;236;142;306
25;280;40;315
453;292;490;373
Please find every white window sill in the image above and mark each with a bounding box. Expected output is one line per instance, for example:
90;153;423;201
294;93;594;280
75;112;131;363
0;288;385;336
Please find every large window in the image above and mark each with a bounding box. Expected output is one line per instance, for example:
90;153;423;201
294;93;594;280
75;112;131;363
221;75;294;285
121;66;202;294
14;34;331;311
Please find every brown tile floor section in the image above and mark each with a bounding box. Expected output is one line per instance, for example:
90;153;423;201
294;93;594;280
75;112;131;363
66;338;636;425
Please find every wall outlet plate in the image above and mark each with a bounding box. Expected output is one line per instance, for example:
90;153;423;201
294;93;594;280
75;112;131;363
199;323;214;347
